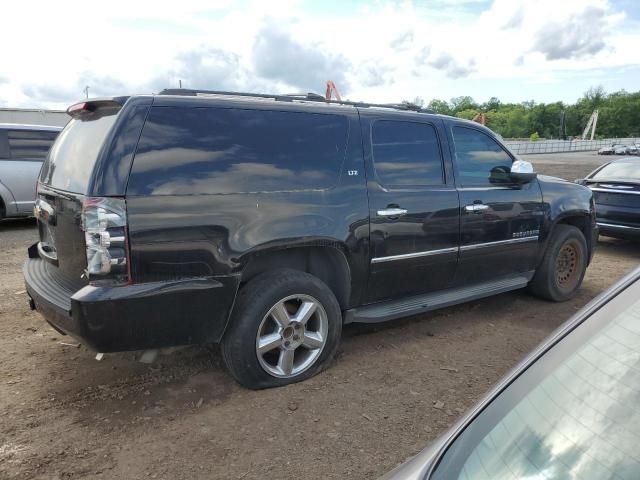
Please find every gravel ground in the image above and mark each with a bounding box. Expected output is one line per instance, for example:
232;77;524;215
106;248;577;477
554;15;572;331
1;152;638;480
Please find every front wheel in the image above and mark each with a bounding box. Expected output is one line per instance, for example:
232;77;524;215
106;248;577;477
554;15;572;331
529;225;588;301
221;269;342;389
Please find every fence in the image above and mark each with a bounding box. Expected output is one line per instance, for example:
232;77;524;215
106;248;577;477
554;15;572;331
504;138;640;155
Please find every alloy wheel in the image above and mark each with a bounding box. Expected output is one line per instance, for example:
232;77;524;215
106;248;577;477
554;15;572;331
255;294;328;378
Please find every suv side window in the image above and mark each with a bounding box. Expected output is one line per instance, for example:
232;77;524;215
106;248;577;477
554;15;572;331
128;107;349;195
452;126;513;186
371;120;444;187
7;130;58;160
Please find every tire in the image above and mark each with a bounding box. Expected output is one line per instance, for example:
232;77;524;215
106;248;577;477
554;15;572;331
529;225;588;302
221;269;342;389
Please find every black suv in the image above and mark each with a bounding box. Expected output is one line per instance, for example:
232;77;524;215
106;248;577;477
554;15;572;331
24;90;597;389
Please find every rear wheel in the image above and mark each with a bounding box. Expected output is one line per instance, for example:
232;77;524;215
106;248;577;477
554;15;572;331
221;269;342;389
529;225;587;301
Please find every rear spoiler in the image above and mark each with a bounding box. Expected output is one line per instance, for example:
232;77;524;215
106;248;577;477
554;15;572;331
66;97;129;118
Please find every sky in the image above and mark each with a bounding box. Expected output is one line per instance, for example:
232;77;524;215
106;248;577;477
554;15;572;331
0;0;639;110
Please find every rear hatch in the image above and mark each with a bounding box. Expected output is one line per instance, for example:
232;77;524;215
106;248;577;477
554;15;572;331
35;101;121;283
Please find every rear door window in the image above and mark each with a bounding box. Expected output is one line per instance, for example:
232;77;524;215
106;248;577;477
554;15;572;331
371;120;444;186
127;106;349;195
39;114;118;193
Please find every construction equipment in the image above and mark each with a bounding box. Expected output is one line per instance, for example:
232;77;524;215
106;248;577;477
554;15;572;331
325;80;341;101
581;110;599;140
472;112;487;125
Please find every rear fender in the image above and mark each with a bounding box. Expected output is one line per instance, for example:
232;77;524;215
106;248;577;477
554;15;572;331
0;179;18;217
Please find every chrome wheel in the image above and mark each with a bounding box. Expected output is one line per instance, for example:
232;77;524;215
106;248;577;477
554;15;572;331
255;294;328;378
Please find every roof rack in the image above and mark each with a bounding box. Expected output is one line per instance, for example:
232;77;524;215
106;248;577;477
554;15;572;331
158;88;433;114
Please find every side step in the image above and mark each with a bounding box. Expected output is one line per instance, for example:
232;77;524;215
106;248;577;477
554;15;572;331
344;273;533;324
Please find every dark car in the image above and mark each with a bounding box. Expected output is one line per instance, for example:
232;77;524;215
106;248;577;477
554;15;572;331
24;90;597;389
384;266;640;479
577;157;640;238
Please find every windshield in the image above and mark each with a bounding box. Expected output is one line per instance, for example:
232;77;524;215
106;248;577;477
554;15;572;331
432;279;640;480
592;160;640;182
39;113;118;193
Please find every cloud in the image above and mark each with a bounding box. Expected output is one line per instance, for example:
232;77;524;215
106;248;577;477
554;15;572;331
428;53;476;79
1;0;636;109
0;75;7;85
358;62;394;87
390;31;414;51
533;6;608;60
414;46;432;65
22;73;127;105
501;7;524;29
150;48;246;92
252;22;351;93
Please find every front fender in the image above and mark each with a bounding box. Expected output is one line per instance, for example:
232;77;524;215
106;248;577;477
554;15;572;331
537;175;596;264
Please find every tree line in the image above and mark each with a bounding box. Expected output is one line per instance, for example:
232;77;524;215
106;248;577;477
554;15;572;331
416;87;640;140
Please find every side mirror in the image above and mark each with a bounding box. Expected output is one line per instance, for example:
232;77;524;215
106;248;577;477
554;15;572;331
510;160;537;183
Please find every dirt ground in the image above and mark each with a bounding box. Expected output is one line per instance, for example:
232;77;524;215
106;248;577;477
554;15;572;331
1;152;638;480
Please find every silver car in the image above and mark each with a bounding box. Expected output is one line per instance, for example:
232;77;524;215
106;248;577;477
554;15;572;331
0;124;61;220
385;266;640;479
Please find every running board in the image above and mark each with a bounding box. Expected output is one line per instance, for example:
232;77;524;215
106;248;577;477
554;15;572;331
344;273;534;324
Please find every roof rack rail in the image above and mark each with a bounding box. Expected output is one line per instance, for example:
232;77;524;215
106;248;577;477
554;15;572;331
158;88;434;114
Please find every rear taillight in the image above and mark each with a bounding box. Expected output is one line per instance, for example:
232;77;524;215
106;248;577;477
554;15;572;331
82;197;130;284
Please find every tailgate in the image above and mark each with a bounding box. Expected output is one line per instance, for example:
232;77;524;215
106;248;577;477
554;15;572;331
34;102;121;280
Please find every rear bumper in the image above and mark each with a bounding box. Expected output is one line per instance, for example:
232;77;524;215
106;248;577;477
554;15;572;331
24;257;240;352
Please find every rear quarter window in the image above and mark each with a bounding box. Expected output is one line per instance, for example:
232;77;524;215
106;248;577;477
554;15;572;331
0;129;58;160
127;106;349;195
8;129;59;160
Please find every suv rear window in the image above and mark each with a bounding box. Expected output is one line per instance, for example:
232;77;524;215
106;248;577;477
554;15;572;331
127;106;349;195
39;114;118;193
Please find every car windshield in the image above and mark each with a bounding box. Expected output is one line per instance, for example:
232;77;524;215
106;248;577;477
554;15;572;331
592;160;640;181
431;278;640;480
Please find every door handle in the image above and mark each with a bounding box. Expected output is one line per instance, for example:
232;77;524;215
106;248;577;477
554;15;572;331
377;208;408;217
464;204;490;213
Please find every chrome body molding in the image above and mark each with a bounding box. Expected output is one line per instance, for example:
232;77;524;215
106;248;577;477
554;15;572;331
460;236;539;252
597;222;640;231
590;187;640;196
371;236;539;263
371;247;458;264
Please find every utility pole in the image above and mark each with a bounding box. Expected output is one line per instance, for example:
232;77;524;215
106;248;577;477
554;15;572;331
84;85;90;99
179;79;182;88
